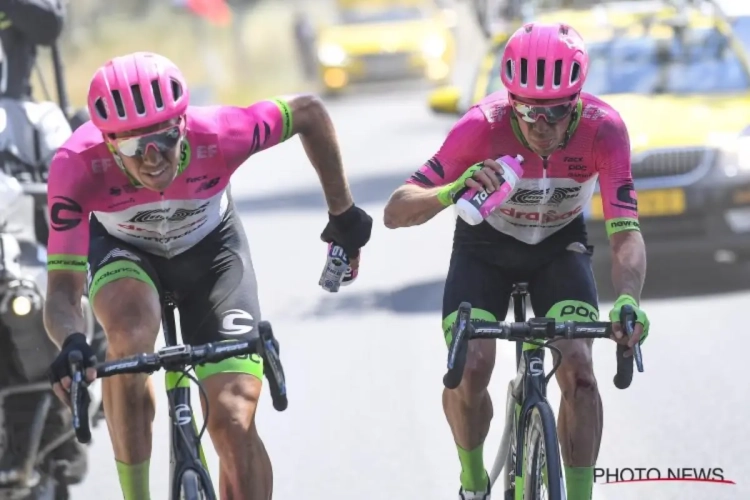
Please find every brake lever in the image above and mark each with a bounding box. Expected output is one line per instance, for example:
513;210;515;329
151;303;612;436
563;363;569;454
620;305;644;373
67;350;92;444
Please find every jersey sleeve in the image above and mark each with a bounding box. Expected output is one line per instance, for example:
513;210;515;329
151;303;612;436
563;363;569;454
406;105;493;188
217;98;293;172
46;148;92;273
594;113;640;237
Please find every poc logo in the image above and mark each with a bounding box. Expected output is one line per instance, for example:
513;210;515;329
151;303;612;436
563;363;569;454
219;309;255;335
561;304;599;322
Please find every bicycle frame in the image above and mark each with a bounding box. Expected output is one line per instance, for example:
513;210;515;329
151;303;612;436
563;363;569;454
161;297;216;500
501;283;562;495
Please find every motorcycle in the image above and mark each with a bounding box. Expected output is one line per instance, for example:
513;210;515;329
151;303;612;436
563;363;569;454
0;42;105;500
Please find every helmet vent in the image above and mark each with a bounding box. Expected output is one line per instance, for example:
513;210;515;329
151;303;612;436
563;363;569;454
554;60;563;87
536;59;546;88
520;58;528;86
504;60;514;81
170;78;183;102
94;98;107;120
131;84;146;115
571;62;581;84
111;90;126;118
151;80;164;109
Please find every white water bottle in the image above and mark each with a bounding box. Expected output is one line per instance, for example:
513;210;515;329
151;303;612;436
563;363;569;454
455;155;524;225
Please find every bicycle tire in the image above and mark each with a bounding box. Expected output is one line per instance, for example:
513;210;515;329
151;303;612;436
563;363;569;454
179;469;209;500
522;402;565;500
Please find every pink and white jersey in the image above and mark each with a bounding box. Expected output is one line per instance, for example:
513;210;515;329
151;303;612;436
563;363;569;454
407;92;639;245
46;99;292;272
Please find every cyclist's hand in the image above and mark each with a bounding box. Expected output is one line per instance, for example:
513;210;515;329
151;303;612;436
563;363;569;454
609;294;650;355
320;203;373;271
464;159;506;194
48;333;97;407
437;161;505;206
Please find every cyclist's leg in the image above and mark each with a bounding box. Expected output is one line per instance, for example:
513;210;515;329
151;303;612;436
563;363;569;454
168;220;269;500
442;247;513;495
528;242;601;500
87;234;162;500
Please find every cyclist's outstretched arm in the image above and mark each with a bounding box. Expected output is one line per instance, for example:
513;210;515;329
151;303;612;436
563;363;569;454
43;149;92;347
384;106;492;228
219;94;354;215
595;114;646;301
288;94;354;215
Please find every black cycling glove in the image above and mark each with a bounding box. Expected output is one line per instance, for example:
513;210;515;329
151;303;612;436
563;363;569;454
320;204;373;259
48;333;97;385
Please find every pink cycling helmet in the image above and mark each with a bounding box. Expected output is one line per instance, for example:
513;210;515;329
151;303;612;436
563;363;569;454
88;52;189;134
500;23;589;100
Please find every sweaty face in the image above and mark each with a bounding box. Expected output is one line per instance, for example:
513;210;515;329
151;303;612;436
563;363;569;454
512;96;575;157
109;118;184;192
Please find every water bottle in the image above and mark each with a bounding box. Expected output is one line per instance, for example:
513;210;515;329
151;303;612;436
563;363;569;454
455;155;524;225
319;243;358;292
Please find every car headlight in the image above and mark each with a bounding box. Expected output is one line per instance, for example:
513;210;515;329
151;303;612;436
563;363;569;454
421;35;447;58
717;133;750;176
736;136;750;171
317;44;347;66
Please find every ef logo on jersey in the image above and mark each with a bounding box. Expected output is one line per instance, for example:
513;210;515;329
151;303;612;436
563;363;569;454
219;309;255;335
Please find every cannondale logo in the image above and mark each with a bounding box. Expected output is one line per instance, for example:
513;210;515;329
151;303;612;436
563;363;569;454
510;187;581;205
219;309;255;336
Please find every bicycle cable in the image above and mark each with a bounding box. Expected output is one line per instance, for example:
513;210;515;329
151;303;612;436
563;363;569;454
522;339;564;385
174;368;211;443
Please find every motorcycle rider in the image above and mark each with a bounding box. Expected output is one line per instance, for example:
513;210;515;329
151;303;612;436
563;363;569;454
0;0;89;489
0;0;64;99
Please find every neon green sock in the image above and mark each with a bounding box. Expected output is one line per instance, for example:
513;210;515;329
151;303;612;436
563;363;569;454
457;444;488;492
564;466;594;500
116;459;150;500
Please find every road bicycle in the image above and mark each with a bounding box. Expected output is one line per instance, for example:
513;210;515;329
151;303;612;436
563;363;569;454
67;294;287;500
443;282;644;500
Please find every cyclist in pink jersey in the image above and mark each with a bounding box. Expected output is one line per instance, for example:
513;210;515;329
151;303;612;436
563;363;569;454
44;51;373;499
385;23;649;500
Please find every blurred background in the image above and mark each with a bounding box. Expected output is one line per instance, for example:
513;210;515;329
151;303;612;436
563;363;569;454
1;0;748;498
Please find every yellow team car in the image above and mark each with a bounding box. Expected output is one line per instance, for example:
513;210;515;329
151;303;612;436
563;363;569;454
428;4;750;269
315;0;456;92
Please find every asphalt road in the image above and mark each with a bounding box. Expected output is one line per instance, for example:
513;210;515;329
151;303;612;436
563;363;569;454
70;7;749;500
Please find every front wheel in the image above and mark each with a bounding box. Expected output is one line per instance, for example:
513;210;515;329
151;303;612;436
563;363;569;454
523;402;565;500
179;470;209;500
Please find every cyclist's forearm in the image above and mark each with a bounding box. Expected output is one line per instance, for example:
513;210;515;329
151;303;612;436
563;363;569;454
609;230;646;302
44;273;86;348
289;94;353;215
384;184;447;228
44;292;85;347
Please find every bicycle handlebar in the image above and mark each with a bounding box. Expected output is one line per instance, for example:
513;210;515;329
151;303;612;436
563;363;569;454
444;302;645;390
68;321;288;444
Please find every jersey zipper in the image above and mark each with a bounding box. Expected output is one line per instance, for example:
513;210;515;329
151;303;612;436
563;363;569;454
158;191;173;258
538;155;552;242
